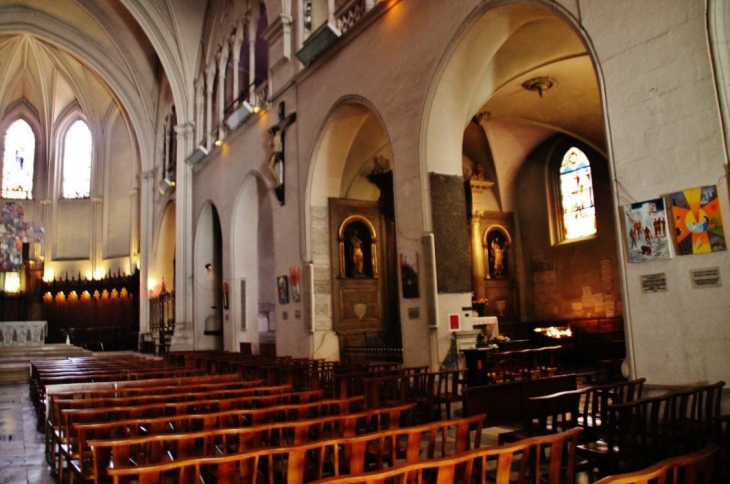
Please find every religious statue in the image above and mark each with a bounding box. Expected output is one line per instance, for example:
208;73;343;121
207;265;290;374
489;236;507;278
350;230;364;275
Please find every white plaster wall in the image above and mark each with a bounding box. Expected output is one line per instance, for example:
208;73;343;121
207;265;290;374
189;0;729;385
581;0;730;385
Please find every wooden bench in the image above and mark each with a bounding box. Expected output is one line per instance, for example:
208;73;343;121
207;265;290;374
462;373;578;427
104;414;486;484
498;378;646;444
76;402;416;484
578;380;725;475
309;428;582;484
54;389;325;480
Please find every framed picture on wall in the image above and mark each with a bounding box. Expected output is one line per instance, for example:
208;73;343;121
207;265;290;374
240;279;246;330
622;198;672;263
399;251;419;298
277;275;289;304
668;185;727;255
289;266;301;303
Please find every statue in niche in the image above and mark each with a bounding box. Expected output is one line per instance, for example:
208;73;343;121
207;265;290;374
487;230;509;279
345;221;372;278
350;230;364;275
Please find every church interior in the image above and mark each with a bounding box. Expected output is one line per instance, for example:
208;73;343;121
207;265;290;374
0;0;728;482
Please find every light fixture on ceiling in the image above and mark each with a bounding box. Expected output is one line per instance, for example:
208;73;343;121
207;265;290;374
158;178;175;195
186;145;209;165
522;76;558;98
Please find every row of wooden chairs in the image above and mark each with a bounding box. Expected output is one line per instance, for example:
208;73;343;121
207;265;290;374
487;345;563;383
73;402;416;484
493;377;725;479
102;427;581;484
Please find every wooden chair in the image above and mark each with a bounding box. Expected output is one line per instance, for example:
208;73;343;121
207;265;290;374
432;369;466;420
594;444;719;484
498;387;583;444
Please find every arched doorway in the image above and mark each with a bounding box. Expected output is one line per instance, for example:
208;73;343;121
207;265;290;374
307;100;400;359
423;2;616;363
194;202;224;350
232;173;274;354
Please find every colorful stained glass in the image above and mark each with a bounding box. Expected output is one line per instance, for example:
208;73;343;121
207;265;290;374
2;120;35;199
559;147;596;240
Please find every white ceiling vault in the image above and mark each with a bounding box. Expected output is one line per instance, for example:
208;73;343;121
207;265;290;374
0;0;205;174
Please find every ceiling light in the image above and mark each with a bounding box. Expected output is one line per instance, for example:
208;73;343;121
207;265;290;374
522;76;558;98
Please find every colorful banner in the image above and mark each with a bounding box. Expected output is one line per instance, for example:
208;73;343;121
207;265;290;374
669;185;726;255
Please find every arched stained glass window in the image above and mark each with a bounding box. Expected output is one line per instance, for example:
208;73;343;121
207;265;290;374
62;120;92;199
2;120;35;199
559;146;596;239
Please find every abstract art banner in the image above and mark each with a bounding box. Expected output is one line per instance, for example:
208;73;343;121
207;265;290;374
669;185;726;255
622;198;672;263
0;202;44;272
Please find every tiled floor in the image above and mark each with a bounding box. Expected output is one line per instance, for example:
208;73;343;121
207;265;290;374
0;383;55;484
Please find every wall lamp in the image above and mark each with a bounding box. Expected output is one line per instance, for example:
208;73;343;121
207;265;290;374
158;178;175;195
205;263;212;272
186;145;209;165
225;101;260;131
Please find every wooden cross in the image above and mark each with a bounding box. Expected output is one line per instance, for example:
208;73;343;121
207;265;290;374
268;101;296;205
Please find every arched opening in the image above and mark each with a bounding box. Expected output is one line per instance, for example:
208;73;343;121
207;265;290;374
194;202;224;350
424;2;617;366
308;100;399;360
232;173;274;354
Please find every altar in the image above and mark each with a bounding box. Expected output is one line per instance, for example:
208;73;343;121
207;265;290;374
0;321;47;346
472;316;499;339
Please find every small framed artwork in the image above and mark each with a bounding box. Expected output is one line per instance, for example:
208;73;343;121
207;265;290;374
240;279;246;330
622;198;672;263
289;266;301;303
669;185;727;255
448;313;460;331
277;275;289;304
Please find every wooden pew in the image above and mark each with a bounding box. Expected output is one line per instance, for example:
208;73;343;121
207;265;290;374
303;428;583;484
104;414;487;484
81;403;416;484
578;380;725;475
61;396;366;483
594;444;719;484
54;389;325;481
498;378;646;444
462;373;578;427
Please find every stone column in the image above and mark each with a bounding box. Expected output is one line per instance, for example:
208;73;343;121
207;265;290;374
216;43;229;141
137;171;154;336
170;123;195;350
205;63;215;149
471;215;487;301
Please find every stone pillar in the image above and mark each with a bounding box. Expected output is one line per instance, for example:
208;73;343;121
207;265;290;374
138;172;154;336
205;63;215;149
231;23;243;103
170;123;195;350
471;215;487;301
216;43;228;141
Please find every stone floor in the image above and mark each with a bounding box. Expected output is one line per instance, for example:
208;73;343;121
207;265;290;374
0;383;55;484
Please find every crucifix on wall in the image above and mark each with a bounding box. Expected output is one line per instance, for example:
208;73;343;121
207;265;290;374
268;101;297;205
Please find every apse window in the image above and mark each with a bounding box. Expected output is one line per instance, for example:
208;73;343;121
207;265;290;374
2;119;35;199
559;146;596;240
62;120;92;199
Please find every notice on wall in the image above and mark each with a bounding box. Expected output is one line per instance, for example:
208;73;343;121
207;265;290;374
640;273;668;293
690;267;721;289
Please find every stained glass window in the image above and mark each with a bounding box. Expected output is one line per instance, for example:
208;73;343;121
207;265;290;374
559;147;596;239
62;120;92;199
2;120;35;199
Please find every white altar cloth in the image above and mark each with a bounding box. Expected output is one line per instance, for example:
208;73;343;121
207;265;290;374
472;316;499;338
0;320;47;346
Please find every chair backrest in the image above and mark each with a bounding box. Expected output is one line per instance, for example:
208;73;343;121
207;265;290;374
594;444;719;484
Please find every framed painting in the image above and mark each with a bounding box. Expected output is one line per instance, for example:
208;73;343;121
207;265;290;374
622;198;672;263
668;185;726;255
277;275;289;304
